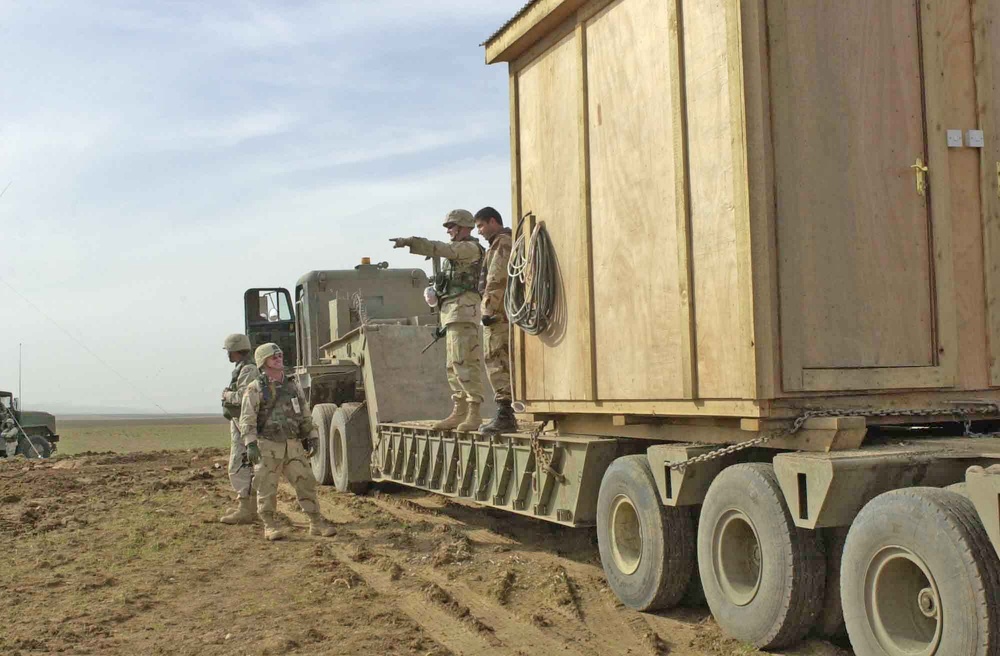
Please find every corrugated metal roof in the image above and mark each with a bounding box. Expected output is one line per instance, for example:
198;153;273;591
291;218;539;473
481;0;542;46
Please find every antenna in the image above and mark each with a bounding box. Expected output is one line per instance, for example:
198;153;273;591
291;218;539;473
18;343;22;406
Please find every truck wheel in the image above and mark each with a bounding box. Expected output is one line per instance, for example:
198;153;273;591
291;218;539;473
597;455;695;611
331;402;372;495
16;435;52;459
815;527;849;638
841;487;1000;656
310;404;337;485
698;463;824;649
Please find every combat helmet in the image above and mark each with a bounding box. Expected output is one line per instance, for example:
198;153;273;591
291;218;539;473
223;334;252;352
254;343;283;369
442;209;474;228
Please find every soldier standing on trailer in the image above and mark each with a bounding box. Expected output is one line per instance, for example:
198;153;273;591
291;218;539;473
219;333;259;525
239;343;338;542
390;209;486;432
474;207;516;434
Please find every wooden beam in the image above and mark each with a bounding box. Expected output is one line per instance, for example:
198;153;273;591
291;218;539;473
485;0;588;65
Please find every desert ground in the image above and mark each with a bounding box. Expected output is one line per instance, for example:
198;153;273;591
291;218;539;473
0;417;850;656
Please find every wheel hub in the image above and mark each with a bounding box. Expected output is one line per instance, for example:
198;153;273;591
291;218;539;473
609;494;643;575
712;509;762;607
865;546;943;656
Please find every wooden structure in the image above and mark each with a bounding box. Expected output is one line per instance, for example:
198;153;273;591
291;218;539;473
485;0;1000;431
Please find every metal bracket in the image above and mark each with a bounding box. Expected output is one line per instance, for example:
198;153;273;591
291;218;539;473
967;130;985;148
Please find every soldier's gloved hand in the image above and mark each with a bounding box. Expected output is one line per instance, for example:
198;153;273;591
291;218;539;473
304;438;319;457
246;442;261;466
434;326;447;340
389;237;411;249
481;315;497;327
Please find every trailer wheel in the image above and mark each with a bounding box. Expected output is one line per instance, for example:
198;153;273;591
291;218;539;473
15;435;52;459
597;455;695;611
310;404;337;485
698;463;824;649
841;487;1000;656
815;527;849;638
331;402;372;495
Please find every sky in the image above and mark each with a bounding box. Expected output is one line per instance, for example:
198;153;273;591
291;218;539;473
0;0;525;414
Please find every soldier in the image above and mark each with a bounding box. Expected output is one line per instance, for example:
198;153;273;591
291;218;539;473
390;209;486;432
239;343;337;541
474;207;516;434
219;333;259;524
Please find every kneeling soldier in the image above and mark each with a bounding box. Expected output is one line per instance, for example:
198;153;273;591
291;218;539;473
239;343;337;541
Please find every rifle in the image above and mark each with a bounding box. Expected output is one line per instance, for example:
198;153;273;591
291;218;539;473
422;256;445;354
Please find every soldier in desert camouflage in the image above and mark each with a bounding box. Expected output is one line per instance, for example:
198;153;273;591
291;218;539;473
390;209;486;432
239;343;337;541
474;207;516;434
219;333;259;525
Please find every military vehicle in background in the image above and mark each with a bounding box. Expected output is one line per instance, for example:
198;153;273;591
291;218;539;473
0;390;59;459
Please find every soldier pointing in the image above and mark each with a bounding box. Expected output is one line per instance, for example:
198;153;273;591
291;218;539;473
391;209;486;432
239;343;337;541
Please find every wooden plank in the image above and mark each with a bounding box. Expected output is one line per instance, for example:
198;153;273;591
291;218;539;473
920;0;959;387
667;0;697;399
576;21;599;402
726;0;757;399
769;0;938;381
524;398;766;418
684;0;749;398
801;366;950;393
485;0;587;64
928;0;987;391
585;0;685;400
517;30;593;401
739;0;781;400
974;0;1000;385
509;73;527;403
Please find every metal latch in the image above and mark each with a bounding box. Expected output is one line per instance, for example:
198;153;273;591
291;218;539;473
911;158;929;198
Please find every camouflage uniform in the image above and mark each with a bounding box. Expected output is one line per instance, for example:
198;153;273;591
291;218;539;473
240;372;335;540
406;237;485;406
222;354;258;499
479;228;513;403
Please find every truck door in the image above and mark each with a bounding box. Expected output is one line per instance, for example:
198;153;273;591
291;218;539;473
244;288;297;367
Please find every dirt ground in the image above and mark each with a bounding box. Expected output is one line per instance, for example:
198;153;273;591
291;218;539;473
0;448;851;656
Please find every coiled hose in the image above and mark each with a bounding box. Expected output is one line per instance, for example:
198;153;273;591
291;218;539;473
505;213;556;336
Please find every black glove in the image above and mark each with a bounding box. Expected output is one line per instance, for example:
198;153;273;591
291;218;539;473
434;326;447;339
304;438;318;457
481;315;498;327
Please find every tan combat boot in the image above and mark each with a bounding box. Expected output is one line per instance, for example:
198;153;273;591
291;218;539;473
308;513;337;537
260;512;289;542
219;495;256;525
455;402;482;432
432;399;469;431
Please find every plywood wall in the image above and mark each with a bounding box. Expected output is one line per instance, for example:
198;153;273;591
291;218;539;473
684;0;750;398
585;0;685;400
517;30;594;401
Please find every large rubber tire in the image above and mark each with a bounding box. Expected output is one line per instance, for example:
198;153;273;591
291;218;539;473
815;527;849;639
331;402;372;495
15;435;52;459
698;463;825;649
310;404;337;485
841;487;1000;656
597;455;696;611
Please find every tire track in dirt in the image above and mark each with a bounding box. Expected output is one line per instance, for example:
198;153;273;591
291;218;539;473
354;489;664;655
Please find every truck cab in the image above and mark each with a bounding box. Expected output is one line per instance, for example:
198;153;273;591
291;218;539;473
243;259;435;407
0;391;58;458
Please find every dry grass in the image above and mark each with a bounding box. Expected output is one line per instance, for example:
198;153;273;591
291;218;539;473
56;418;229;455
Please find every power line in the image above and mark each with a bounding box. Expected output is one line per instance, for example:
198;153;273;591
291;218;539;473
0;275;171;414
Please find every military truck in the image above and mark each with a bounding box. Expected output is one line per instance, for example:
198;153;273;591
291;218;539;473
0;391;58;459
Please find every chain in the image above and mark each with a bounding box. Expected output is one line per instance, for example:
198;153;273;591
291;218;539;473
668;404;1000;472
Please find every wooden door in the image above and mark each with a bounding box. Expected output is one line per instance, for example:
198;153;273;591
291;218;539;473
770;0;957;392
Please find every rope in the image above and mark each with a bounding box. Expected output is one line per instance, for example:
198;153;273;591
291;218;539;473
505;213;557;336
